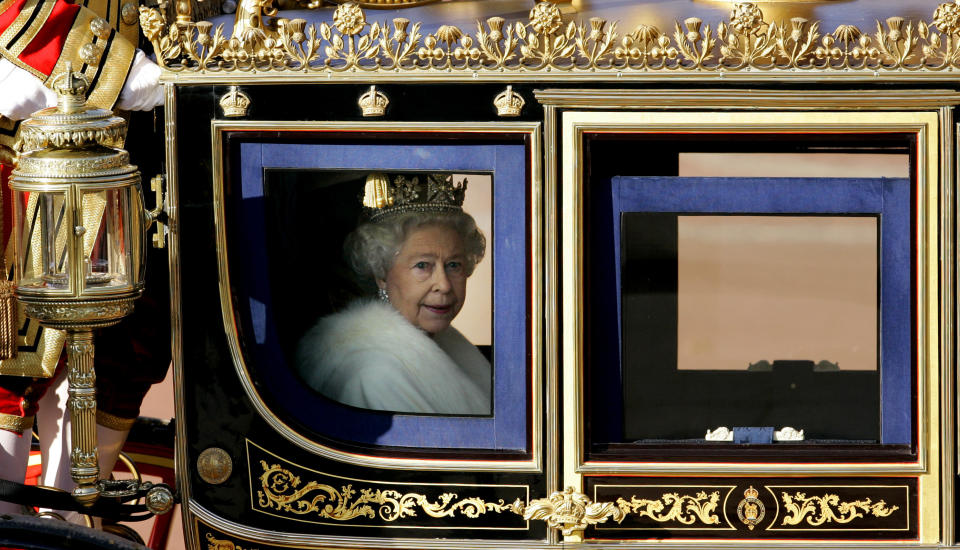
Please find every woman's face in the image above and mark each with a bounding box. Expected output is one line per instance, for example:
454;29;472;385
379;224;468;335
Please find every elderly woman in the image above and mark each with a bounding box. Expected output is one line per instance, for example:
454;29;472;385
295;173;491;415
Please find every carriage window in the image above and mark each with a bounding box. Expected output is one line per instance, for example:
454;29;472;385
620;213;880;443
582;134;915;461
217;131;537;461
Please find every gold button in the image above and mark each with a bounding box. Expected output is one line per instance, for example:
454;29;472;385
79;43;104;65
89;17;111;39
121;3;138;25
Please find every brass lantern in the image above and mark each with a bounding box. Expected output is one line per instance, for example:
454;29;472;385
9;66;155;505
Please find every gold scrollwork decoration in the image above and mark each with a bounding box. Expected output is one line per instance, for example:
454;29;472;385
780;492;900;526
137;0;960;75
256;461;523;522
616;490;721;526
206;532;257;550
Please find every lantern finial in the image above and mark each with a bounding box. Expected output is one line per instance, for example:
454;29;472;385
51;63;89;114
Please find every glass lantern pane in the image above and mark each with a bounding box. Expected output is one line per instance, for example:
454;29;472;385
81;188;135;292
16;190;71;292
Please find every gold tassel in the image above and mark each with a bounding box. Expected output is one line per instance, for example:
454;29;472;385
362;172;393;210
0;279;15;360
0;151;15;360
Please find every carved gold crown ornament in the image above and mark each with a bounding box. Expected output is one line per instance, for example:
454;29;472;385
362;173;467;222
358;85;389;116
494;85;525;117
219;86;251;117
138;0;960;77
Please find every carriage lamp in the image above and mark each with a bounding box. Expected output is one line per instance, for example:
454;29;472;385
9;66;165;506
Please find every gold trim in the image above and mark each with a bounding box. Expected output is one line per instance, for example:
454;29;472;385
123;451;174;469
7;0;56;58
535;88;960;110
0;315;64;378
941;108;957;546
559;107;941;479
210;119;543;473
147;1;960;80
85;33;136;110
247;440;529;529
165;84;198;550
47;8;96;89
20;298;136;329
0;413;34;434
542;103;559;547
95;409;136;430
192;510;551;550
0;0;44;79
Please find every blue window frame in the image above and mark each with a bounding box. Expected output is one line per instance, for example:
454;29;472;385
605;176;911;445
228;140;529;451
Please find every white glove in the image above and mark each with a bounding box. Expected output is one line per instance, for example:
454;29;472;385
0;57;57;121
0;49;162;122
116;49;163;111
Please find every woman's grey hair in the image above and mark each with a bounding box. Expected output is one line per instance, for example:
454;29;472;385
345;211;486;282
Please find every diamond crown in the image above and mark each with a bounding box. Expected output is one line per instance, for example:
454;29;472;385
362;172;467;222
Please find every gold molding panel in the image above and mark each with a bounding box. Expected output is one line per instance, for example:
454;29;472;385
141;0;960;77
245;440;529;529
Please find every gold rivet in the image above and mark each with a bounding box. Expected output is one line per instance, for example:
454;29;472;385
197;447;233;484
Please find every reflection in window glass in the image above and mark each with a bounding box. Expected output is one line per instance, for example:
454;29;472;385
676;215;878;372
620;212;881;443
